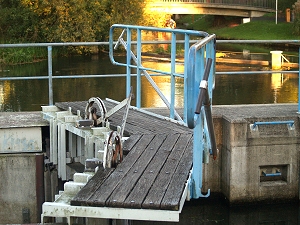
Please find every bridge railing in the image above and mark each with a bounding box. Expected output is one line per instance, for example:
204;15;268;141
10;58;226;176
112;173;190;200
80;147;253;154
157;0;275;9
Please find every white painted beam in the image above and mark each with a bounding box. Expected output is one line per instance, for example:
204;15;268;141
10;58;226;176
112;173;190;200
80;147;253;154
42;202;180;222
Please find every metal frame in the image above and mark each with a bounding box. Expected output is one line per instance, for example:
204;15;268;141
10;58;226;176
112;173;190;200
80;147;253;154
109;24;210;121
109;25;217;199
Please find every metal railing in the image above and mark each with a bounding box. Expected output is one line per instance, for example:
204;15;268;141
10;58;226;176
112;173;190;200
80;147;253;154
0;39;299;111
156;0;275;9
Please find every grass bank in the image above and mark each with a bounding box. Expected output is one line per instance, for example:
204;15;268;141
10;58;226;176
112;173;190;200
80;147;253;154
177;14;299;40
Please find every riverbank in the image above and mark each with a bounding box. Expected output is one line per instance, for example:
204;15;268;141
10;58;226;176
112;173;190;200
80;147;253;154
177;14;299;40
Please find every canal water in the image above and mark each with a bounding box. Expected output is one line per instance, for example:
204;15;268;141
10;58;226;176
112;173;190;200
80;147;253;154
0;47;299;224
0;47;299;112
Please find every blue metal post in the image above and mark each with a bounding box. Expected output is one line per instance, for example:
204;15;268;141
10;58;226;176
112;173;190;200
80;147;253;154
207;40;216;97
136;29;142;108
191;46;206;198
126;28;132;97
183;33;190;123
170;32;176;119
47;46;53;106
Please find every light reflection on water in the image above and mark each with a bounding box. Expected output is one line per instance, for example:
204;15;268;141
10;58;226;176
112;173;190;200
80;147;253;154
0;53;298;111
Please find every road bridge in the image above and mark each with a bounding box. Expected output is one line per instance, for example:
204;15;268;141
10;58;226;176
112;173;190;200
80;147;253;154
149;0;276;17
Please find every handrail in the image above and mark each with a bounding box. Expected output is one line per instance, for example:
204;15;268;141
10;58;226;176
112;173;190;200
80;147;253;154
251;121;295;130
109;24;210;121
154;0;275;10
0;39;300;111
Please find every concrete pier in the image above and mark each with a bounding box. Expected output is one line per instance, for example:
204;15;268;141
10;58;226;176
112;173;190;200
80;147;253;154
147;103;300;204
207;103;300;204
0;112;49;224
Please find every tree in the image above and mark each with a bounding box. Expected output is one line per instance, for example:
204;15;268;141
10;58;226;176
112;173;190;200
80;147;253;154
293;0;300;35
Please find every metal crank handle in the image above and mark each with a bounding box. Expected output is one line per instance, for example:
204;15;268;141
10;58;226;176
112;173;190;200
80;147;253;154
204;95;218;160
195;58;212;114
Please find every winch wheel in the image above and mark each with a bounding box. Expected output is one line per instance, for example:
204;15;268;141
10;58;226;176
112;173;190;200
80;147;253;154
103;131;123;169
85;97;107;126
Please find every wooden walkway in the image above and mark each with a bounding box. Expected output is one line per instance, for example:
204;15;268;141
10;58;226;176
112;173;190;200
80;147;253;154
55;100;193;212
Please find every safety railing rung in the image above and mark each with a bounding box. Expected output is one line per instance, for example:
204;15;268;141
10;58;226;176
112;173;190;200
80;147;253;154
251;121;295;130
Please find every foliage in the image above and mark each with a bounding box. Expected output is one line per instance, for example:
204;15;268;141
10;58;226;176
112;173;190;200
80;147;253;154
0;0;40;42
0;0;147;46
0;0;164;61
293;1;300;35
278;0;295;11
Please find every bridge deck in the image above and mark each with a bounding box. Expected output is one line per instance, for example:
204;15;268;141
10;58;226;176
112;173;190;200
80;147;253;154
55;100;193;212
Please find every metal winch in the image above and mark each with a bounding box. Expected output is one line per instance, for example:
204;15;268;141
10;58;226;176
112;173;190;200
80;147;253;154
79;90;133;169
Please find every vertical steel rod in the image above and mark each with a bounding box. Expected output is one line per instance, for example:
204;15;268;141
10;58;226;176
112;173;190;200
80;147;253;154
170;32;176;119
184;33;190;123
126;28;132;97
136;29;142;108
47;46;53;105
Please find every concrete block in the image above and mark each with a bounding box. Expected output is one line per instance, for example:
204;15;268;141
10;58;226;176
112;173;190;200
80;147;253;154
64;181;86;195
0;127;42;153
41;105;59;112
0;154;42;223
73;172;93;183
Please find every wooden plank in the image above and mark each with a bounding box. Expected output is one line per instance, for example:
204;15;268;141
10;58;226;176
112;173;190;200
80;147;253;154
106;134;168;208
142;134;193;210
122;134;143;155
123;133;181;209
70;167;115;206
160;138;193;210
85;134;155;207
56;100;191;135
56;100;194;211
73;133;141;206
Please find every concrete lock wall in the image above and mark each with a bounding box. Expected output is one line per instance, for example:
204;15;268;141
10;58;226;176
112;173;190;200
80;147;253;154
204;114;300;204
0;127;42;153
0;153;44;223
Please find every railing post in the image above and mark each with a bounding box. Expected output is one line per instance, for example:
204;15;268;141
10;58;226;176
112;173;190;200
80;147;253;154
136;28;142;108
170;32;176;119
47;46;53;106
184;33;190;123
126;28;132;98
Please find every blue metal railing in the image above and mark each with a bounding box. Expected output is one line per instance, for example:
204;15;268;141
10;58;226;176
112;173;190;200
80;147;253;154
109;24;213;122
109;24;217;199
1;39;300;111
251;121;295;130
